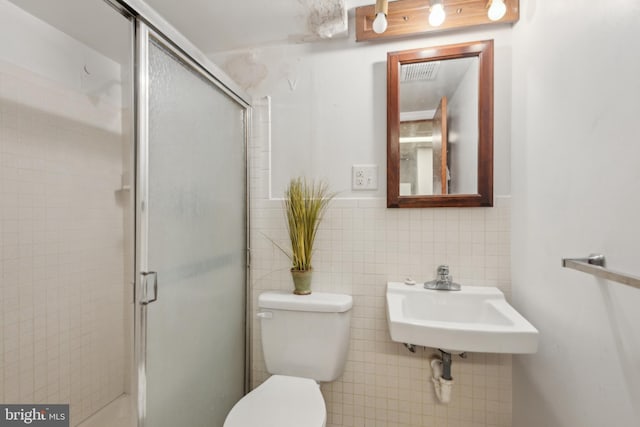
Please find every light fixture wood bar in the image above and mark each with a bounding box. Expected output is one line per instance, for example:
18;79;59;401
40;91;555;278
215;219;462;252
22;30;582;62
355;0;519;42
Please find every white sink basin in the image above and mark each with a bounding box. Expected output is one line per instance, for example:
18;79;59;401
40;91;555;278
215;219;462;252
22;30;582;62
386;282;539;353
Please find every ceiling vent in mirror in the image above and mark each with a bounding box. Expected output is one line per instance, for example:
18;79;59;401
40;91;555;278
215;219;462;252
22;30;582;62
401;61;440;82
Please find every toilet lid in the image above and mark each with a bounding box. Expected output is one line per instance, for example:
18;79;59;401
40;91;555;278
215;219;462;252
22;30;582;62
224;375;326;427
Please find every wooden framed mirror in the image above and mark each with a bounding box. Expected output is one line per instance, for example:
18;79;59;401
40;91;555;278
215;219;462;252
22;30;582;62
387;40;494;208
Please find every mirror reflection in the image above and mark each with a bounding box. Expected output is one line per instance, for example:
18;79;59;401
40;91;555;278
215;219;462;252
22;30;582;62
399;56;478;196
387;39;493;208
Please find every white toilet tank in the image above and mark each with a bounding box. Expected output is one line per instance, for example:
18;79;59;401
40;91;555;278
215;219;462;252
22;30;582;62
258;291;353;382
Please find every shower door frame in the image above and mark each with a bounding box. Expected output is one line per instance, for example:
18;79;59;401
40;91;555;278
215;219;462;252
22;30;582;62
104;1;252;425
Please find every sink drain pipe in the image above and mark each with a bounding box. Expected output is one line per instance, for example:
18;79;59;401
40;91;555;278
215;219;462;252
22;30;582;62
430;349;454;404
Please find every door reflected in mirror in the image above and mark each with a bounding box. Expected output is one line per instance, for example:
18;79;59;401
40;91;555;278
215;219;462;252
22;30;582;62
387;40;493;208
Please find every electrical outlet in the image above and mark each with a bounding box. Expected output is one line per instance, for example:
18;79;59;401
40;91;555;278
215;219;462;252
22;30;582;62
352;164;378;190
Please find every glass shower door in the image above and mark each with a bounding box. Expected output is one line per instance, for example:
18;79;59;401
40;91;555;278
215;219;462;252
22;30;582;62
136;25;247;427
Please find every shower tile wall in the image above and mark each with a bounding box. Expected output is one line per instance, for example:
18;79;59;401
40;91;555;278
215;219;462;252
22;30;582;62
0;61;128;424
249;97;513;427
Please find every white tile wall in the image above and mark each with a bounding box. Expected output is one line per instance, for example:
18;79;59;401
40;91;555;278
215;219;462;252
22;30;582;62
0;61;130;425
249;97;512;427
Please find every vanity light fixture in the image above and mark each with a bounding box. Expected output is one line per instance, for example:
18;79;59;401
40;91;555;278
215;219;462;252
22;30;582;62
355;0;519;42
372;0;389;34
487;0;507;21
428;0;446;27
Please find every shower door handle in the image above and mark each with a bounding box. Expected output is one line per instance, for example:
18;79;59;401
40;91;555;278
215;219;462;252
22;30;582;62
140;271;158;305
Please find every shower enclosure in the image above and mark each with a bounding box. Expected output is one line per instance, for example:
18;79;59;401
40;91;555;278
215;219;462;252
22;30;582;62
0;1;249;426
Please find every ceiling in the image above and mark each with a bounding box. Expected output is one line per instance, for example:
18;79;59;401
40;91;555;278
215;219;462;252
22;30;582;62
143;0;373;54
400;56;476;113
8;0;132;64
8;0;378;65
7;0;381;67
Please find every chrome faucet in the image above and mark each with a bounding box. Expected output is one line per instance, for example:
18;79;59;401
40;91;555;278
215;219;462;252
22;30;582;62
424;265;461;291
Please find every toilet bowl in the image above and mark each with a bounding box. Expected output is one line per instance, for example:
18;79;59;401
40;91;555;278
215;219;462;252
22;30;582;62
223;291;352;427
223;375;325;427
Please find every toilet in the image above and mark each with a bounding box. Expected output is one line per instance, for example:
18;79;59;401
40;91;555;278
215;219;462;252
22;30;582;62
224;290;353;427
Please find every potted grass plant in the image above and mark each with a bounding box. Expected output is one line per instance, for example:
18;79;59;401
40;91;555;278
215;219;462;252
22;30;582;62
280;177;335;295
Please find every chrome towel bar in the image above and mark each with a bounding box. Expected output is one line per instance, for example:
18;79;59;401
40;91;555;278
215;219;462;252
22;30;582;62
562;253;640;290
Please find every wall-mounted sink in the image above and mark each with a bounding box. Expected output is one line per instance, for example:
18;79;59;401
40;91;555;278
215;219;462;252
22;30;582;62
386;282;539;353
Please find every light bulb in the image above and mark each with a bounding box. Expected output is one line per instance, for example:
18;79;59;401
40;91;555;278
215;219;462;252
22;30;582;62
488;0;507;21
372;12;388;34
428;3;446;27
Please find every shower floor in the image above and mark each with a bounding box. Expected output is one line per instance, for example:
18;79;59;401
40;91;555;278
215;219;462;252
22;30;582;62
77;394;136;427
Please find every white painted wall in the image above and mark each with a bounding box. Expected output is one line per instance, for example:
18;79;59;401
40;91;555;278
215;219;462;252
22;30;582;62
211;25;513;199
448;59;479;194
213;17;517;427
248;98;515;427
511;1;640;426
0;0;124;132
0;1;133;423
